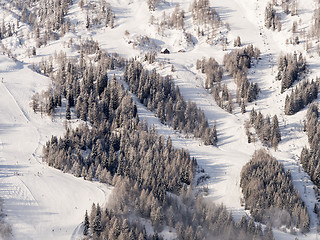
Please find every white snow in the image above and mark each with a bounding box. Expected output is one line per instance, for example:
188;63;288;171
1;0;320;239
0;54;111;240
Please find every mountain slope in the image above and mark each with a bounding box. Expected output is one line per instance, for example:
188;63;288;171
0;0;320;239
0;54;111;240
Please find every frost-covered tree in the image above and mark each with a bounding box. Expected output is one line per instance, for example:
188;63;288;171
196;57;223;89
284;79;318;115
277;52;306;93
265;2;281;31
241;149;310;232
248;109;281;148
223;45;260;103
83;210;89;236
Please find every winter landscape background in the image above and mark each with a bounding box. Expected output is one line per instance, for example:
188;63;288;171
0;0;320;239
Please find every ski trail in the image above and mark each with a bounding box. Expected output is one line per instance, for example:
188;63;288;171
2;82;30;122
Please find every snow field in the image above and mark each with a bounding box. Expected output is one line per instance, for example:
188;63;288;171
1;0;320;239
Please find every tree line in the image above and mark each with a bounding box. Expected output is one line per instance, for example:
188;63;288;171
284;79;319;115
301;104;320;188
197;46;260;115
80;0;115;29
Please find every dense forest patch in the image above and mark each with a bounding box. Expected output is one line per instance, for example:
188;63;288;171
241;149;310;233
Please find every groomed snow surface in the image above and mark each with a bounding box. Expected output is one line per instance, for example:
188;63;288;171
0;0;320;239
0;55;111;240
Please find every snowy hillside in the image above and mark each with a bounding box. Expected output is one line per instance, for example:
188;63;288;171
0;54;111;239
1;0;320;239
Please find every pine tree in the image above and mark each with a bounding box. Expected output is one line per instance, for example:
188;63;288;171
241;100;246;114
83;210;89;236
66;103;71;120
96;73;108;96
234;36;241;47
86;14;90;29
93;204;102;236
271;115;281;141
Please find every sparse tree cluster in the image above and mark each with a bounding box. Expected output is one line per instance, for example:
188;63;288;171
276;52;306;93
72;38;101;55
30;90;60;116
124;59;217;145
8;0;72;45
281;0;298;16
190;0;223;44
82;0;115;29
196;57;223;89
132;35;159;52
144;52;157;64
212;83;234;113
284;79;319;115
265;2;281;31
241;149;310;233
265;0;297;32
147;0;161;11
300;104;320;188
223;45;260;104
158;4;185;30
248;109;281;149
191;0;221;27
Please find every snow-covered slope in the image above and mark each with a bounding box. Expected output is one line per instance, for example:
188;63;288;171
0;54;111;240
1;0;320;239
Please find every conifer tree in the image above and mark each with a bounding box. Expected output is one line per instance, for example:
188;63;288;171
83;210;89;236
